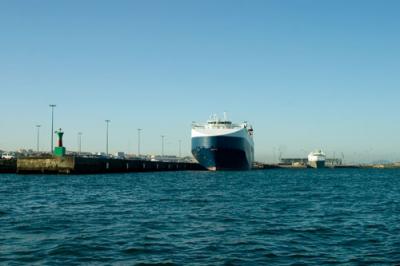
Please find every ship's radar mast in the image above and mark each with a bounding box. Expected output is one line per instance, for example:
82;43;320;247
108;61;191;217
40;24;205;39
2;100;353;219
223;112;227;121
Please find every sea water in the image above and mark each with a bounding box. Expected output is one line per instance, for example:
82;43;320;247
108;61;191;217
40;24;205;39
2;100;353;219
1;169;400;265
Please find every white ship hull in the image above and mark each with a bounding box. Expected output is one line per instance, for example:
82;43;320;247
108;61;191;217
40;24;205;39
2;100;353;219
191;120;254;171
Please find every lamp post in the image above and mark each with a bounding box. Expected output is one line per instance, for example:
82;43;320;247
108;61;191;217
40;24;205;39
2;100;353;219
178;139;182;158
36;125;41;152
161;135;165;156
105;120;110;156
137;128;142;157
49;104;56;152
78;132;82;154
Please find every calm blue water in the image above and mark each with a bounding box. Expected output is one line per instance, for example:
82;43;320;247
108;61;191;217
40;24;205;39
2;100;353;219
1;169;400;265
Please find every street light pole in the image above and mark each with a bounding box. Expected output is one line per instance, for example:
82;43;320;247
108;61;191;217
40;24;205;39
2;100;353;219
178;139;182;158
137;128;142;157
161;135;165;156
78;132;82;154
105;120;110;156
49;104;56;153
36;125;41;152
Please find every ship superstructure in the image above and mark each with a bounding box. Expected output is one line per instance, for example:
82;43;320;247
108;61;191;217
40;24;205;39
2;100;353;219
191;114;254;171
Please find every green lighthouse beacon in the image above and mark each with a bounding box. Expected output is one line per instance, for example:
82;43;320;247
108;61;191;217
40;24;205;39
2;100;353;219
54;128;66;157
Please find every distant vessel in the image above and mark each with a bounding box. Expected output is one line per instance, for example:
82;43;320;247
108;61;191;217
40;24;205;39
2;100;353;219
191;114;254;171
307;150;326;168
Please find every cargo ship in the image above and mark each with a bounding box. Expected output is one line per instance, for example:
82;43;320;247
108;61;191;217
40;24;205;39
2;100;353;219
307;150;326;168
191;114;254;171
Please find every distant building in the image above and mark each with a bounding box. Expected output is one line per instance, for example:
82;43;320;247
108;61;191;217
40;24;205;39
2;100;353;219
280;158;308;165
150;155;179;162
114;152;125;158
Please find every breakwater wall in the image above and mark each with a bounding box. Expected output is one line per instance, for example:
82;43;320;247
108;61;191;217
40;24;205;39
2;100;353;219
15;156;205;174
0;159;17;173
2;157;399;174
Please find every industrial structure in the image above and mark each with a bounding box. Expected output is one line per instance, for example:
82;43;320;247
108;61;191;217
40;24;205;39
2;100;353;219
280;158;343;167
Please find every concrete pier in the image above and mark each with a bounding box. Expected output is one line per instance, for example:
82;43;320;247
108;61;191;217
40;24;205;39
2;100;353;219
0;159;17;173
16;156;205;174
2;157;400;174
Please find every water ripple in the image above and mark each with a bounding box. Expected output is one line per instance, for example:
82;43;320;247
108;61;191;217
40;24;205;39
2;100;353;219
1;169;400;264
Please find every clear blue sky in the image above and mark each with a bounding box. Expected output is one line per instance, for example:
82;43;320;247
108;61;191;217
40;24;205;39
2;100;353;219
1;0;399;163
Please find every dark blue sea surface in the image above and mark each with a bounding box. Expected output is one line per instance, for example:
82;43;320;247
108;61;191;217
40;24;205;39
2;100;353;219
1;169;400;265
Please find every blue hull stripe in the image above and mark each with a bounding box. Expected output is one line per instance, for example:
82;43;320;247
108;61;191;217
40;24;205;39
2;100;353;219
191;136;254;170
